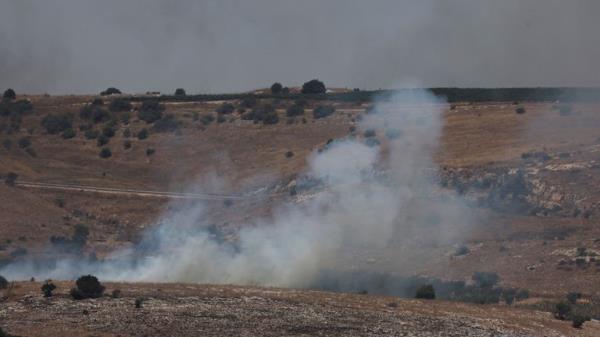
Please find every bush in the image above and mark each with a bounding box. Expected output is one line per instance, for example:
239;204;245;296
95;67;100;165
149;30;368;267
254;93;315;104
123;128;131;138
571;314;588;328
174;88;186;96
137;128;149;140
109;98;132;112
18;137;31;148
566;292;582;304
41;280;57;297
99;147;112;158
41;113;73;134
123;140;132;150
286;104;304;117
112;289;122;298
313;105;335;119
216;103;235;115
301;79;326;94
217;115;226;123
62;128;76;139
71;275;105;299
515;106;526;114
515;289;530;301
84;129;99;140
363;129;376;138
240;96;257;109
282;87;290;94
2;89;16;100
100;87;121;96
200;113;215;125
72;224;89;246
0;275;8;289
80;104;110;123
146;148;155;156
454;245;470;256
102;125;116;138
138;101;165;124
244;104;279;124
270;82;283;94
97;134;109;146
472;272;499;288
415;284;436;299
554;301;572;320
285;151;294;158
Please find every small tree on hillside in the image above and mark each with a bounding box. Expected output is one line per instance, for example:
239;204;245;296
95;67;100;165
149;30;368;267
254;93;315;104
70;275;105;299
174;88;186;96
270;82;283;94
3;89;16;100
301;79;326;94
41;280;57;297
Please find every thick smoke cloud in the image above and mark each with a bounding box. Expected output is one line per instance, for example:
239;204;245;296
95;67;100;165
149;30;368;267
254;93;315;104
1;0;600;94
1;90;473;288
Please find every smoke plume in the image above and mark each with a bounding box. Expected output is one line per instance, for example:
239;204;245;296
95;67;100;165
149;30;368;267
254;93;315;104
1;90;473;290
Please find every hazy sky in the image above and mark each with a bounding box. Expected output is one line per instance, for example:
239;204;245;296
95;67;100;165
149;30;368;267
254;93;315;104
1;0;600;94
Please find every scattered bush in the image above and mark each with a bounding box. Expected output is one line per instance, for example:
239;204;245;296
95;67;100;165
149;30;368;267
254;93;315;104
97;134;109;146
0;275;8;289
282;87;290;94
472;272;499;288
501;288;516;305
286;104;304;117
146;148;155;156
240;96;257;109
151;115;180;133
365;137;380;147
41;280;57;297
454;245;470;256
41;113;73;134
84;129;99;140
313;105;335;119
285;151;294;158
102;125;116;138
571;314;588;329
515;106;526;114
242;104;279;124
135;298;143;308
2;89;16;100
174;88;186;96
71;275;105;299
99;147;112;158
415;284;436;299
123;140;132;149
112;289;122;298
216;103;235;115
50;224;89;252
4;172;18;186
270;82;283;94
137;128;149;140
363;129;376;138
554;301;572;320
301;79;326;94
123;128;131;138
100;87;121;96
62;128;76;139
217;115;226;123
18;137;31;148
109;98;132;112
200;113;215;125
120;111;131;124
515;289;530;301
138;101;165;123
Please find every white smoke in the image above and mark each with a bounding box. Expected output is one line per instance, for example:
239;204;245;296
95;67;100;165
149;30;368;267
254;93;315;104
1;89;473;288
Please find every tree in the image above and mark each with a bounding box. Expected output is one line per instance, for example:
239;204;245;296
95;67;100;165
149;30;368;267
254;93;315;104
70;275;105;299
62;128;76;139
301;79;326;94
415;284;436;299
566;292;581;304
270;82;283;94
554;301;572;320
2;89;16;100
313;105;335;119
138;101;165;123
472;272;499;288
100;87;121;96
571;315;588;329
41;280;57;297
41;113;73;134
174;88;186;96
0;275;8;289
97;134;109;147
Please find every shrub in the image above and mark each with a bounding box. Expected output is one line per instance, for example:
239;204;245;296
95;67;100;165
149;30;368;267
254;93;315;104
363;129;376;138
501;288;516;305
112;289;122;298
135;298;143;308
62;128;76;139
313;105;335;119
41;280;57;297
554;301;572;320
285;151;294;158
146;148;155;156
571;314;588;328
123;140;132;149
515;289;530;301
454;245;470;256
72;224;89;246
2;89;16;100
123;128;131;138
109;98;132;112
80;104;110;123
240;96;257;109
120;111;131;124
138;101;165;123
200;113;215;125
100;87;121;96
216;103;235;115
301;79;326;94
137;128;149;140
102;125;116;138
174;88;186;96
99;147;112;158
41;113;73;134
415;284;436;299
97;134;109;146
71;275;105;299
286;104;304;117
472;272;499;288
566;292;582;304
84;129;99;140
515;106;526;114
0;275;7;289
270;82;283;94
216;115;226;123
18;137;31;148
